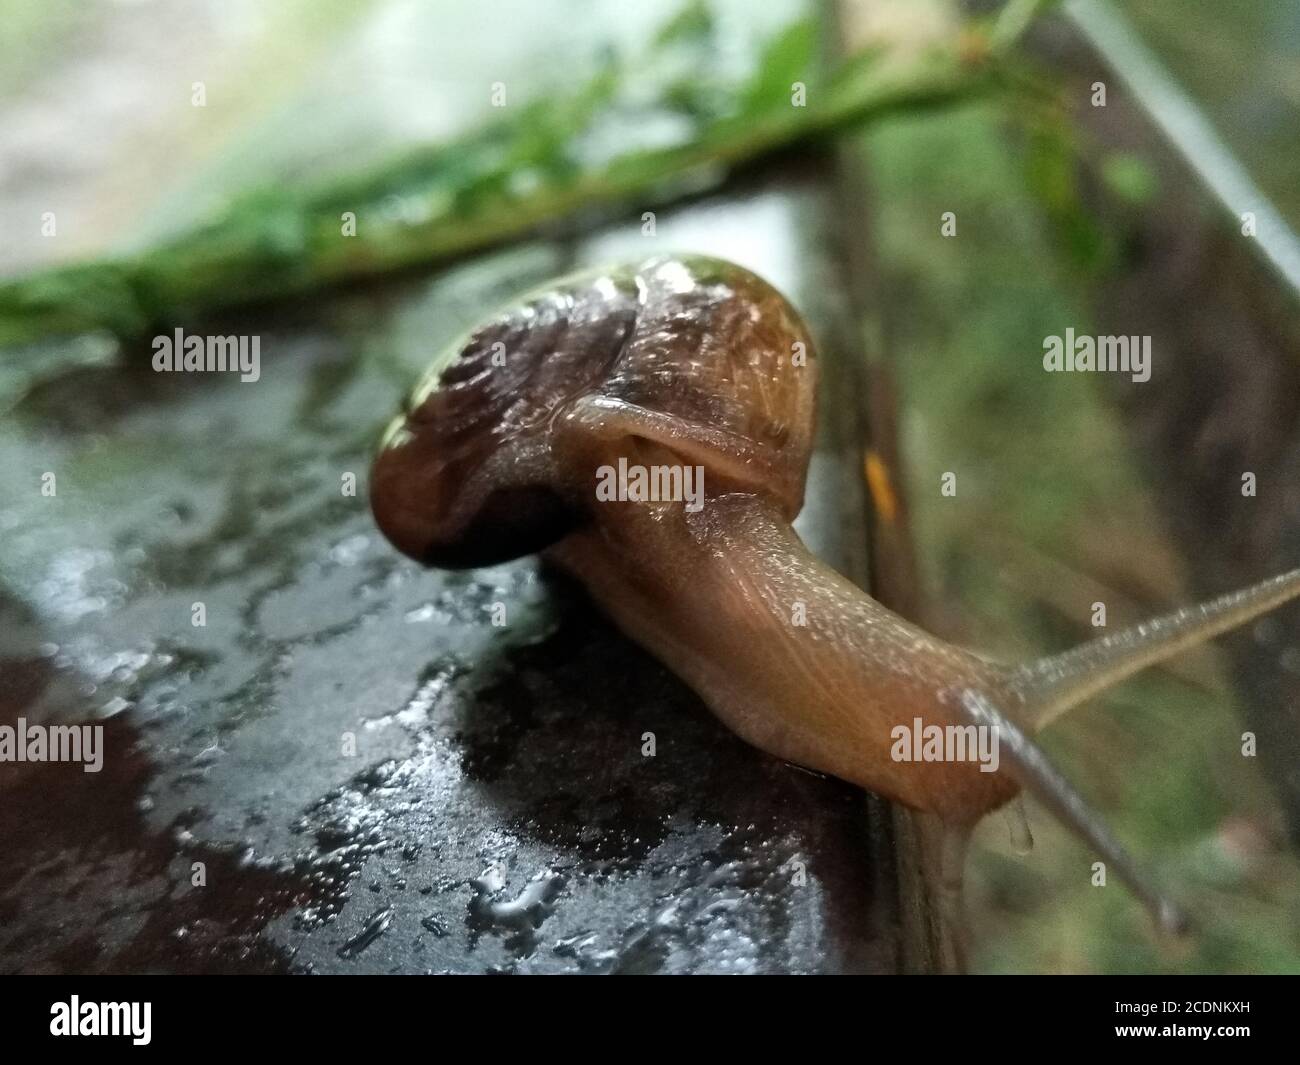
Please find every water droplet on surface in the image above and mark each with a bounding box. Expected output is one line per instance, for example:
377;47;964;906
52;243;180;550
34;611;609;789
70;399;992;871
1006;798;1033;855
337;905;395;959
467;868;565;956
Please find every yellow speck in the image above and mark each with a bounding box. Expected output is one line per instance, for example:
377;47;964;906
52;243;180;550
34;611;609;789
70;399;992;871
864;450;898;525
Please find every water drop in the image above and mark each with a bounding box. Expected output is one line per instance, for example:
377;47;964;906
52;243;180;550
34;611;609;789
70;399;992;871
337;905;395;958
1005;798;1033;855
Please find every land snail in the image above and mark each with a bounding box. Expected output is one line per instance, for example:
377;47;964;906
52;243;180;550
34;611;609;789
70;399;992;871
370;255;1300;963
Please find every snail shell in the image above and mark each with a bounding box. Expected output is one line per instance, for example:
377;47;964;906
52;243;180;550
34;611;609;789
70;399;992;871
371;256;816;566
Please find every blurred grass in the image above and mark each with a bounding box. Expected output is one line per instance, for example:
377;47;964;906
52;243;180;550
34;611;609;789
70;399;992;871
0;0;84;96
855;97;1300;973
0;0;1009;346
1117;0;1300;227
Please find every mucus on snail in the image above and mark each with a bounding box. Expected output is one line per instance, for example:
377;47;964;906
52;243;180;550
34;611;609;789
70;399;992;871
369;254;1300;956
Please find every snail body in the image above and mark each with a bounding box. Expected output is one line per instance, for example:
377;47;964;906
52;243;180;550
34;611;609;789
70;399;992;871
546;490;1020;823
371;255;1300;946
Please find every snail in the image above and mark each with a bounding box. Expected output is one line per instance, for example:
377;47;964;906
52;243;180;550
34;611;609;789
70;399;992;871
370;255;1300;957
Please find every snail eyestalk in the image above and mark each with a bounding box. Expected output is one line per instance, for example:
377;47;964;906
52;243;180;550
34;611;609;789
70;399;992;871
1013;568;1300;733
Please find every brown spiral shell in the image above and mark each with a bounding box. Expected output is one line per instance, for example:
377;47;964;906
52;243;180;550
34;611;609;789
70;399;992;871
370;255;817;567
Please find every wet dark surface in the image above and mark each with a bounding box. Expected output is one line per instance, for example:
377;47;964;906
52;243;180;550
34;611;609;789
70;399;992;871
0;181;898;974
